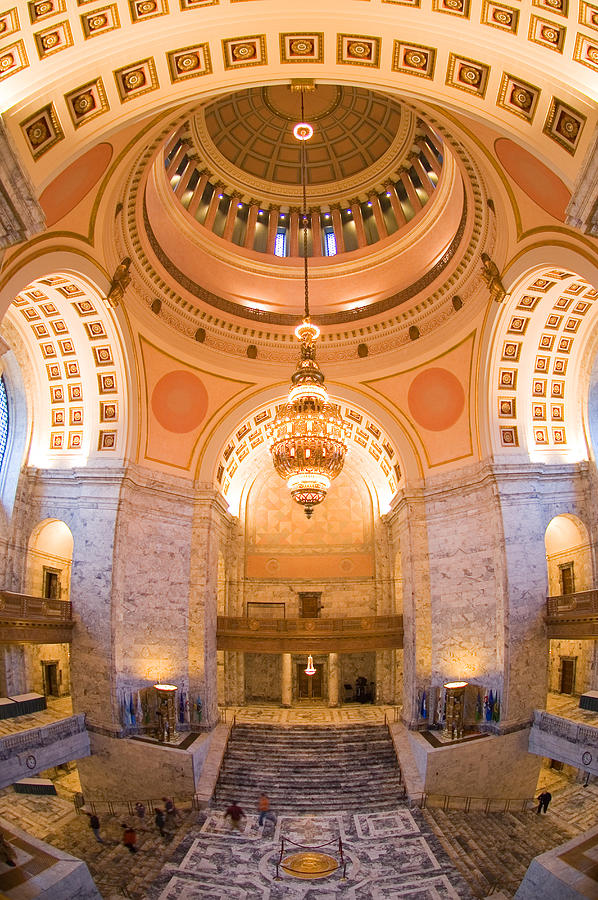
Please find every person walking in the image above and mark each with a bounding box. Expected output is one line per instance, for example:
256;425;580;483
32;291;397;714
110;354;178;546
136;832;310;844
121;824;138;853
224;800;246;831
87;812;104;843
0;831;16;867
154;807;167;837
134;802;146;821
162;797;180;825
536;790;552;814
258;793;276;827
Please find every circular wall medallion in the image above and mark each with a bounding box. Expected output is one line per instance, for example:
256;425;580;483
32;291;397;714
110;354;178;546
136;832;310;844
151;370;209;433
26;754;37;769
582;751;592;766
407;367;466;432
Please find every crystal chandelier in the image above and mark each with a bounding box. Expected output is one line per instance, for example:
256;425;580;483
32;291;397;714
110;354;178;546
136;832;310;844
268;88;348;519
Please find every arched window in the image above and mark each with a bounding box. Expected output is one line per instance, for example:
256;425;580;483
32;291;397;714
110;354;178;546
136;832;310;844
0;376;9;471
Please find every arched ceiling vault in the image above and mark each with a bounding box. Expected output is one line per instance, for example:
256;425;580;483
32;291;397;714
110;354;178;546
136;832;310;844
1;272;129;467
487;265;598;461
2;2;596;194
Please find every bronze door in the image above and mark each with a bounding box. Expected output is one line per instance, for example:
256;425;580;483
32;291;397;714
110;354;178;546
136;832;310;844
560;657;576;694
297;664;323;700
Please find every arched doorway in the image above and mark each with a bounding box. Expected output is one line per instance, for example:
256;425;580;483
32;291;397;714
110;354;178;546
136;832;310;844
545;514;593;698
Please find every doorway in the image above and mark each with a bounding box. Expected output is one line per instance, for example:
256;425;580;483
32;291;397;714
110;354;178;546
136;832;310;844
296;663;323;700
43;566;61;600
42;661;59;697
560;657;576;694
299;592;321;618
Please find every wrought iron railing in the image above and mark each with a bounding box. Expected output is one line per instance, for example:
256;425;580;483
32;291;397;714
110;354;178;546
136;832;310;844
546;589;598;618
0;590;72;621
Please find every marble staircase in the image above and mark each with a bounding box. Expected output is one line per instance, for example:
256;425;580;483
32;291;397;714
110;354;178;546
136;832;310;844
212;722;405;813
423;806;575;897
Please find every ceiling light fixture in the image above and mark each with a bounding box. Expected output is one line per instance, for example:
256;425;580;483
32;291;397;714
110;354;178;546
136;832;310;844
267;84;348;519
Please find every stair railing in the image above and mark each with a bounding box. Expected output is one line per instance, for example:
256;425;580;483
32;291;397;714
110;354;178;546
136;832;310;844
411;792;536;813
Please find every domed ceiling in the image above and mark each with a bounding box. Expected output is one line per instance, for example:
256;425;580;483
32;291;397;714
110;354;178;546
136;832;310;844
195;85;413;202
124;82;487;355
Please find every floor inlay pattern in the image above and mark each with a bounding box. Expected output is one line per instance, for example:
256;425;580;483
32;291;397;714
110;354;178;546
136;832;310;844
150;809;472;899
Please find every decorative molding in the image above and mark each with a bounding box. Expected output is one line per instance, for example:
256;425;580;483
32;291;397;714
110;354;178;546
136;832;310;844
543;96;586;154
222;34;266;69
114;57;159;102
64;77;109;127
392;41;436;79
0;119;45;247
481;0;519;32
565;126;598;234
167;43;212;82
446;53;490;97
80;4;120;38
33;18;72;58
280;33;323;64
528;14;566;51
497;73;540;122
0;39;28;80
337;33;381;67
20;102;64;159
573;32;598;71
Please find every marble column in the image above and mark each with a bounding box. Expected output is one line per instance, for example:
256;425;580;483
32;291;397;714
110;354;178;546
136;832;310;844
282;652;292;707
328;652;339;707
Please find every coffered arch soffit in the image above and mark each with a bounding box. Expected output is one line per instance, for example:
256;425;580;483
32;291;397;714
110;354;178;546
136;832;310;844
4;3;596;195
485;261;598;462
0;265;132;468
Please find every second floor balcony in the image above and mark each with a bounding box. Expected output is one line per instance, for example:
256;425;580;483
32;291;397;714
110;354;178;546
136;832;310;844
0;591;74;643
217;614;404;653
546;590;598;639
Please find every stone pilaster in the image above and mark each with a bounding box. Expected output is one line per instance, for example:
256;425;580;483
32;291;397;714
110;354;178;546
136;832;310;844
282;653;292;707
328;652;339;707
387;489;432;728
189;487;232;728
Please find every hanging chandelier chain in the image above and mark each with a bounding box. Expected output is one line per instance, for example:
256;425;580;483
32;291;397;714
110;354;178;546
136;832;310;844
300;90;310;321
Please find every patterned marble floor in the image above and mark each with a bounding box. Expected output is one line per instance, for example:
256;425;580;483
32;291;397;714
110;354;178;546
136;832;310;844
221;704;401;726
545;691;598;725
0;696;73;736
148;808;473;899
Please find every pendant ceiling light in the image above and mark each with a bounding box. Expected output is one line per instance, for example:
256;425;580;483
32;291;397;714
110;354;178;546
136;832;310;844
304;654;316;676
268;86;348;519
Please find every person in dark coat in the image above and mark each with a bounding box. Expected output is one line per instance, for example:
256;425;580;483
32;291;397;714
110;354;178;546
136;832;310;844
154;807;166;837
536;790;552;814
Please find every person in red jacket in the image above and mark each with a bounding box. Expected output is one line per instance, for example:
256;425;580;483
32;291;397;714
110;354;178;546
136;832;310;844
224;800;246;831
121;824;138;853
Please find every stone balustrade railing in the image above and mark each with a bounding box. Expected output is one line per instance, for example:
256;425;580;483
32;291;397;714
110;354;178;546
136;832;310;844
546;589;598;619
532;710;598;748
217;614;403;652
0;713;90;788
0;590;72;621
0;713;87;761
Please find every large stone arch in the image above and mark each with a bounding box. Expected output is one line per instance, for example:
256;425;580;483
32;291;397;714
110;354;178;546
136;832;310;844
480;255;598;462
0;257;136;468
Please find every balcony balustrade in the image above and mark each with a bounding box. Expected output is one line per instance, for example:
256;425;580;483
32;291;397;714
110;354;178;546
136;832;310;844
217;614;403;653
546;590;598;639
0;590;74;642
